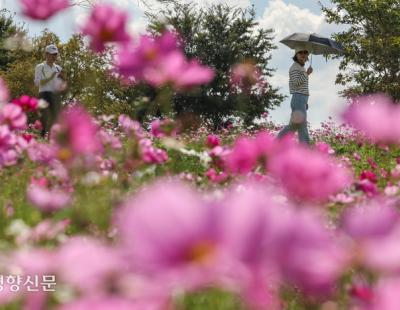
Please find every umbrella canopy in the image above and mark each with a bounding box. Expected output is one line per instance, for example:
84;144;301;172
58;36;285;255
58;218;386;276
280;32;344;55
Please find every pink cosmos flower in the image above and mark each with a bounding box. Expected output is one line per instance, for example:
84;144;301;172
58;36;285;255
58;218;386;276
355;179;378;197
20;0;70;20
58;296;166;310
11;95;39;112
115;31;214;89
0;104;27;130
225;136;258;174
230;61;267;94
99;129;122;149
57;237;125;293
341;200;400;272
315;141;335;155
150;119;177;138
225;131;278;174
205;168;228;183
115;180;227;289
29;219;69;243
26;183;72;212
0;77;9;103
342;94;400;143
272;209;349;296
115;32;178;79
118;114;143;138
144;51;214;90
360;170;378;183
139;139;168;164
341;201;400;240
0;125;16;152
267;145;352;202
0;149;18;167
81;4;131;53
27;142;57;164
365;278;400;310
54;105;103;158
206;134;220;148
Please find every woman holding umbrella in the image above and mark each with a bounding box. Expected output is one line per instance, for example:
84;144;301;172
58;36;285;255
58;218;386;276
277;33;344;144
277;47;313;144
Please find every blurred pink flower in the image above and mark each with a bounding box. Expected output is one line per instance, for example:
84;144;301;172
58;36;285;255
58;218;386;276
118;114;143;138
140;139;168;164
355;179;378;197
206;134;220;148
33;120;43;130
55;105;103;159
0;77;9;103
27;142;57;164
341;200;400;272
20;0;70;20
115;31;178;79
14;248;56;276
225;131;278;174
144;51;214;90
30;219;69;242
81;4;131;52
360;170;378;183
225;136;258;174
115;180;224;288
58;296;165;310
268;145;352;202
205;168;228;183
26;184;71;212
230;61;268;95
315;141;335;155
365;278;400;310
116;31;213;89
0;104;27;130
99;129;122;149
57;237;125;293
150;119;177;138
11;95;38;112
342;94;400;143
341;201;400;240
0;125;16;151
273;210;349;296
0;149;18;167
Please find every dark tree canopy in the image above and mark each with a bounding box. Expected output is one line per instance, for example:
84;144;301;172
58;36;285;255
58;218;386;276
147;3;285;127
321;0;400;101
0;9;27;72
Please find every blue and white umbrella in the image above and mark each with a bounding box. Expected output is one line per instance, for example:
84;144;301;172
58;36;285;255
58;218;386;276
280;32;345;56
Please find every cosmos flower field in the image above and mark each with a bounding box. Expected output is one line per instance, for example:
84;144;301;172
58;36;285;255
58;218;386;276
1;1;400;309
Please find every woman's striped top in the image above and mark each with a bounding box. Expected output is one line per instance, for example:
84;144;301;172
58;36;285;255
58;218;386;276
289;61;309;95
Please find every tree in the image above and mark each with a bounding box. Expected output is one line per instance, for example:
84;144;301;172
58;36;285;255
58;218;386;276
147;3;285;127
0;9;27;72
321;0;400;101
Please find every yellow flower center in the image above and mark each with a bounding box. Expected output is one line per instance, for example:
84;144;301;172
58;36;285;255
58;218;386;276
186;240;215;264
100;28;115;42
145;48;158;61
58;148;72;161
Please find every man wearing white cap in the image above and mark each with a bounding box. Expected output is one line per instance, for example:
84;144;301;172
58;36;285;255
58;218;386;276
34;44;66;137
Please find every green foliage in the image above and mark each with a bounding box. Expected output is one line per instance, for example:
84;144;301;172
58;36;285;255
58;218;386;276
147;3;285;127
0;9;26;72
320;0;400;101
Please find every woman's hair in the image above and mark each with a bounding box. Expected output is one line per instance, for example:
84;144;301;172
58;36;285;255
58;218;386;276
292;53;307;65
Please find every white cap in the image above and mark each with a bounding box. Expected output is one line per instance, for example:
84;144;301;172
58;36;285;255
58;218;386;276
45;44;59;54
